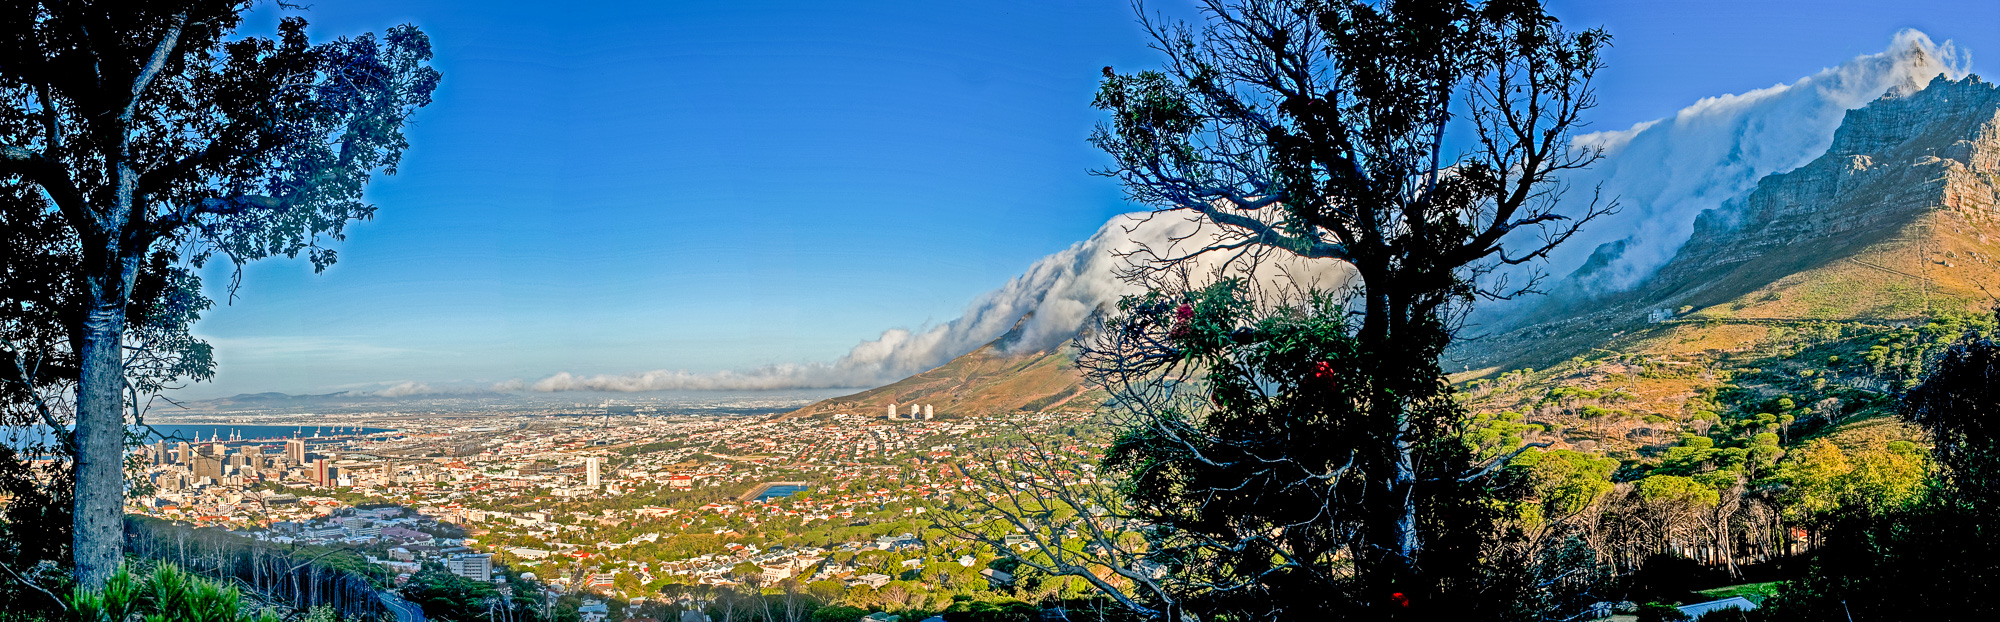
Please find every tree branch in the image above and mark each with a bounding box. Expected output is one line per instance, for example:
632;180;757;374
121;12;188;124
1457;442;1553;483
0;146;94;233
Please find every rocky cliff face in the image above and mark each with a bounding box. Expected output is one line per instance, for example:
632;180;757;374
1654;75;2000;290
1458;75;2000;372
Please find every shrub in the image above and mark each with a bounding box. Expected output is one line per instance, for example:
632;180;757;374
66;563;279;622
1635;602;1690;622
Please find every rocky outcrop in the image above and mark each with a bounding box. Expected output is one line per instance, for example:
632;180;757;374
1456;75;2000;372
1655;75;2000;286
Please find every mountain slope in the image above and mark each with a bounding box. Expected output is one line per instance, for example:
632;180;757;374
784;315;1096;419
1454;75;2000;457
794;76;2000;461
1464;75;2000;372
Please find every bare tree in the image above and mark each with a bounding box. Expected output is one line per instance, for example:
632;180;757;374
937;431;1178;619
1064;0;1612;618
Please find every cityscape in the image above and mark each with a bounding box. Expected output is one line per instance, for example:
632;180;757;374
125;401;1106;621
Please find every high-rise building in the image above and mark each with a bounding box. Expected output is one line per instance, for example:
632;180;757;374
586;457;601;487
887;403;896;418
192;455;224;480
211;442;226;457
446;554;492;581
924;404;934;420
284;439;305;465
176;442;192;466
312;460;333;487
152;441;169;465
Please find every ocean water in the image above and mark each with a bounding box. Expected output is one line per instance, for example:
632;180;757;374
2;424;396;449
138;424;395;443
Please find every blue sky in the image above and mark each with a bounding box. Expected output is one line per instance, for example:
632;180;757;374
189;0;2000;398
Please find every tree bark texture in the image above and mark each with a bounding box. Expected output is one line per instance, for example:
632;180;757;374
73;230;141;586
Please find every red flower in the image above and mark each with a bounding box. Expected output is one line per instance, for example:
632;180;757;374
1169;303;1195;341
1311;361;1343;391
1390;592;1410;608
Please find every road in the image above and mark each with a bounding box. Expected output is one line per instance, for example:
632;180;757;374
379;591;427;622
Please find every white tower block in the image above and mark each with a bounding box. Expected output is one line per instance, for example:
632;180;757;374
888;403;897;418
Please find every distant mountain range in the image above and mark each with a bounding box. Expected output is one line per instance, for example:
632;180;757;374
178;388;836;416
792;75;2000;461
176;390;512;413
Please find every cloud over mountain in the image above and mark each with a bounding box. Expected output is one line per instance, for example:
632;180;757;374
523;213;1346;392
1526;29;1966;296
504;32;1968;395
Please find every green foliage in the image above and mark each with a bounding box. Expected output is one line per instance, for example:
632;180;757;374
0;446;71;569
1101;283;1503;616
1694;582;1782;602
1635;602;1690;622
0;0;443;584
1657;436;1722;476
939;599;1036;622
1466;411;1541;459
66;564;279;622
1770;439;1925;523
1637;475;1720;507
401;563;499;622
1508;449;1617;523
1754;318;2000;620
810;605;869;622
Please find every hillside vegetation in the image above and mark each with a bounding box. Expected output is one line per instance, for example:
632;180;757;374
1459;76;2000;456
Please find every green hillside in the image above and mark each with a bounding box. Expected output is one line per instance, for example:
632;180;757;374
1457;76;2000;460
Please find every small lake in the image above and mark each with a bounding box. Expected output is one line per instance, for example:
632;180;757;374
755;484;808;502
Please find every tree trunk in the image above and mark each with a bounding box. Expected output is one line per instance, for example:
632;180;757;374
1389;424;1419;578
73;249;139;586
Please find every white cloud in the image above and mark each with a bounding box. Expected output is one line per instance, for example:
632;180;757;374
523;213;1349;392
369;381;437;397
1522;29;1966;296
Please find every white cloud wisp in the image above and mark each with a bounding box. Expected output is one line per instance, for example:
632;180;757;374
523;213;1349;393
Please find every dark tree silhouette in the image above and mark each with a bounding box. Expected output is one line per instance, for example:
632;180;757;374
1752;322;2000;621
1073;0;1611;618
0;0;438;585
